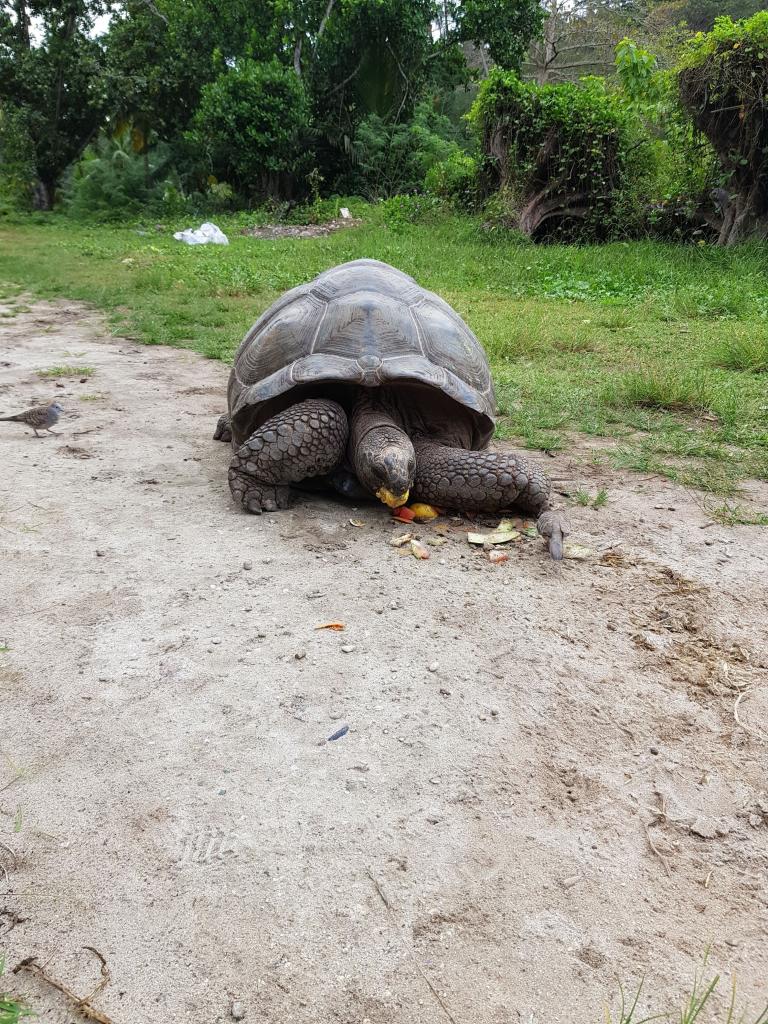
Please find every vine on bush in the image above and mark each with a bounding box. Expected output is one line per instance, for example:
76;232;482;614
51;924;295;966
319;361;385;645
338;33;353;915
469;70;643;239
677;12;768;244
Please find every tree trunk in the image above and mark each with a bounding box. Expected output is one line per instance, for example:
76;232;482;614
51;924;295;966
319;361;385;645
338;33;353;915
33;179;53;211
519;188;590;237
293;36;303;77
715;178;768;245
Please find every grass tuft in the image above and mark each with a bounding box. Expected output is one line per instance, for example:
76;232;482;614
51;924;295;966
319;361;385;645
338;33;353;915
572;487;608;508
704;500;768;527
37;365;94;378
711;333;768;374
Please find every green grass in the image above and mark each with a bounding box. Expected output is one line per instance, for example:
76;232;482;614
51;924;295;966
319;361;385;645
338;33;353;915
606;954;768;1024
0;958;33;1024
1;208;767;508
37;365;94;378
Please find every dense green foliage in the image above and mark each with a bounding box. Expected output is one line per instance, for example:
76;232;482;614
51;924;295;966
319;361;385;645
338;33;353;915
454;0;545;70
1;0;766;242
1;0;543;207
63;132;177;220
614;38;720;239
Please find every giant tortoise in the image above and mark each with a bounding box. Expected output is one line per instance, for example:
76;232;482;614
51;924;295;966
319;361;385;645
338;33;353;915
214;259;568;558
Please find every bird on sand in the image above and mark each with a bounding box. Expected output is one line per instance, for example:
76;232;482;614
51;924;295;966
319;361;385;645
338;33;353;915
0;401;63;437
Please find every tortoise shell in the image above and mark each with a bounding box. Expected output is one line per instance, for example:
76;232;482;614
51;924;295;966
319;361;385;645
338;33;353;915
228;259;496;449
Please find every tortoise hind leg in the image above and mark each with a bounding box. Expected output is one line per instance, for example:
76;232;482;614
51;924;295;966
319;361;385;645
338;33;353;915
412;438;570;560
228;399;348;514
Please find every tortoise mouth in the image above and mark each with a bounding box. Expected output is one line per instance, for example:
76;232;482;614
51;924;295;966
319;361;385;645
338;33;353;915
376;487;409;508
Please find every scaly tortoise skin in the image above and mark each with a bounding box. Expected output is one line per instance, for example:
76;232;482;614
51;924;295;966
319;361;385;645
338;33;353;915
215;259;568;558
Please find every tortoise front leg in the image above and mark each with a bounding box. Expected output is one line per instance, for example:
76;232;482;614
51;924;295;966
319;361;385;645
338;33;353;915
213;413;232;443
412;439;570;560
228;399;348;514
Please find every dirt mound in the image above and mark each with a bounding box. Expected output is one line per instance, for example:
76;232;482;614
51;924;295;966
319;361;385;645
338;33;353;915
241;218;363;240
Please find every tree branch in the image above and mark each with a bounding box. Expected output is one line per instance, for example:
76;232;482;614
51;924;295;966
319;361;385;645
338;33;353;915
313;0;336;53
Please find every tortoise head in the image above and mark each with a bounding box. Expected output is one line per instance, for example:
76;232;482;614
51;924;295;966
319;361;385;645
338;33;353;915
353;426;415;508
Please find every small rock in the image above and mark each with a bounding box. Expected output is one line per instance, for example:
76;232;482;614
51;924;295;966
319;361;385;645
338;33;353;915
636;632;666;652
329;710;343;720
650;746;659;755
210;638;222;645
439;687;451;697
341;645;356;654
95;549;106;557
231;1001;246;1021
242;560;253;571
690;817;718;840
390;600;398;610
490;708;499;717
243;605;253;612
428;661;439;673
295;650;307;661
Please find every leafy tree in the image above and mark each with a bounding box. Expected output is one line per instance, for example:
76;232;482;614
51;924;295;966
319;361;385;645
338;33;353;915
189;58;311;198
0;0;112;207
104;0;282;151
455;0;545;72
677;11;768;244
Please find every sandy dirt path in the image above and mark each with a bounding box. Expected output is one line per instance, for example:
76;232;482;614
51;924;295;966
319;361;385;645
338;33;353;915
1;299;767;1024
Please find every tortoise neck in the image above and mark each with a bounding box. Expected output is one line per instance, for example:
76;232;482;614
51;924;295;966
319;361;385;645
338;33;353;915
349;394;414;500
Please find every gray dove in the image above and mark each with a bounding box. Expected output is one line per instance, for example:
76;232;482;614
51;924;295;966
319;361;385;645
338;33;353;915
0;401;63;437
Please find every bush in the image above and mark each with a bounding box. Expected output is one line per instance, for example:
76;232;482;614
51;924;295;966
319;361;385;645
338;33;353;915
614;38;721;240
64;132;177;221
425;152;479;208
380;193;446;231
189;59;312;200
350;101;465;199
469;71;644;240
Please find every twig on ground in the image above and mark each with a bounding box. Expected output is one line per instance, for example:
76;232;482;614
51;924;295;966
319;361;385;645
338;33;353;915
13;946;114;1024
733;688;767;742
366;868;459;1024
645;823;673;878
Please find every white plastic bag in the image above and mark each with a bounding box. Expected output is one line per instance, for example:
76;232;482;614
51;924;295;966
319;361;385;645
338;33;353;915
173;222;229;246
